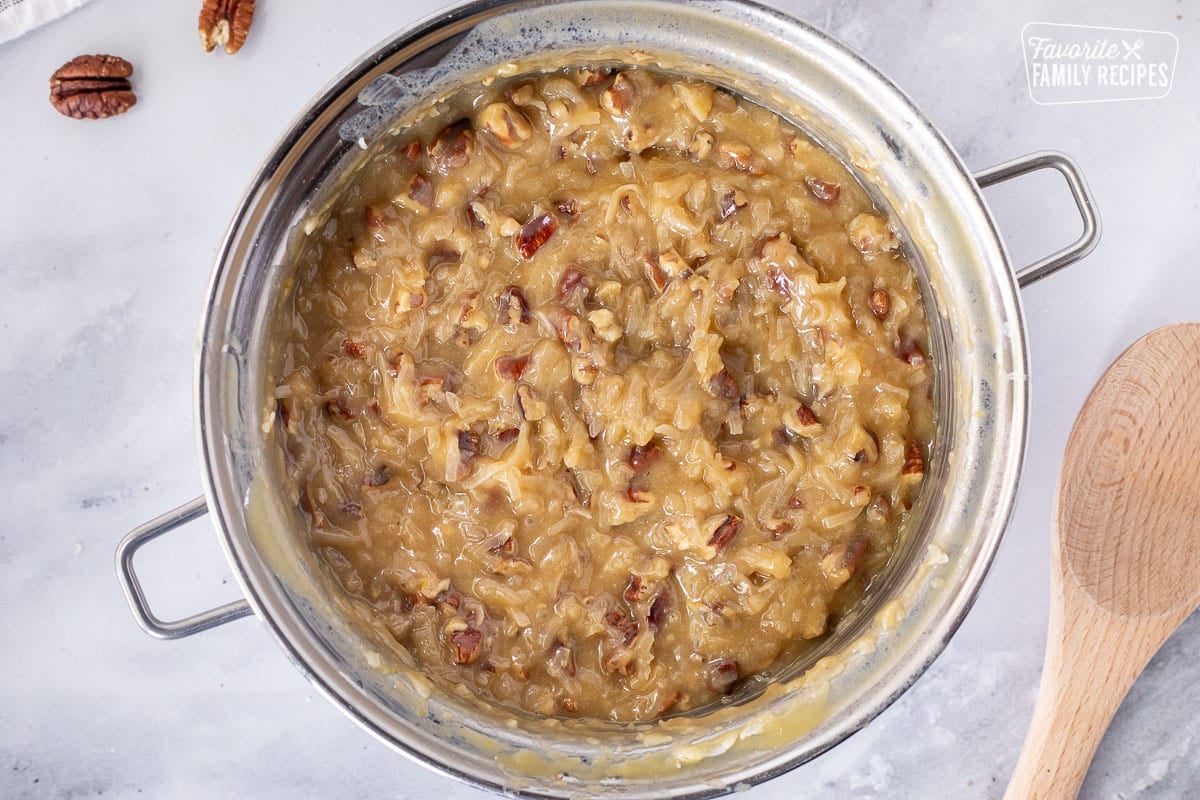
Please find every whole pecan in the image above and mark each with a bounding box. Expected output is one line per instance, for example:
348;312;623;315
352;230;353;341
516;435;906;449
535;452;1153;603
49;55;136;120
199;0;256;55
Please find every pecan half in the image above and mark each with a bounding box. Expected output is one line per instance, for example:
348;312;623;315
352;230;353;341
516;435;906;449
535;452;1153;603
516;212;559;259
199;0;256;55
49;55;136;120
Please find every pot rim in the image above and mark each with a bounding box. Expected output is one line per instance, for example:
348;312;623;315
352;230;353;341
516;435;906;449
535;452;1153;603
194;0;1030;796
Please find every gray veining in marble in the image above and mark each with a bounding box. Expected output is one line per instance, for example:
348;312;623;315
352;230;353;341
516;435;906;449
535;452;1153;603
1;0;1197;797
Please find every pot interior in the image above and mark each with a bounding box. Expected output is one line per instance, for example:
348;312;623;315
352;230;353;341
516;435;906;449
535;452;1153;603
197;1;1027;797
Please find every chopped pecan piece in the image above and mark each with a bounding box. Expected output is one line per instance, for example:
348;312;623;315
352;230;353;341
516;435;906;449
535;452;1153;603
557;267;591;302
571;357;598;385
688;131;715;160
767;267;795;300
363;465;392;487
707;369;741;402
477;102;532;147
707;659;739;695
820;538;869;586
719;189;748;220
49;55;136;119
407;173;434;208
708;515;742;552
497;286;530;325
516;385;548;422
550;640;578;678
898;338;926;367
579;67;612;87
199;0;255;55
429;120;474;174
275;398;291;431
401;140;422;162
866;494;892;524
457;429;481;461
848;213;900;254
605;609;640;645
565;468;591;507
648;591;669;629
450;628;482;664
624;576;646;603
870;288;891;319
495;354;531;381
644;256;669;294
549;309;590;355
902;440;925;476
600;72;635;114
466;201;487;229
625;486;654;505
555;198;580;219
783;403;822;438
342;338;367;358
364;205;386;230
717;141;762;174
516;212;559;259
629;440;662;473
805;177;841;206
325;397;354;421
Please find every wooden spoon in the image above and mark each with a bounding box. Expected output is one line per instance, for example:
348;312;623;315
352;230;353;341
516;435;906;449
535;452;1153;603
1004;323;1200;800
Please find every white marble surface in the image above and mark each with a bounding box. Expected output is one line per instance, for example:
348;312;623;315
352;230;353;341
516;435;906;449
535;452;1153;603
1;0;1197;797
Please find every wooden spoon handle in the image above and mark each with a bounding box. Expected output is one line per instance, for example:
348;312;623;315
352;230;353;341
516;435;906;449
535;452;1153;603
1004;580;1174;800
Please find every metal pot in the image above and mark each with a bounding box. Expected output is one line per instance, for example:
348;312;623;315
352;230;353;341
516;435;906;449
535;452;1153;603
115;1;1099;797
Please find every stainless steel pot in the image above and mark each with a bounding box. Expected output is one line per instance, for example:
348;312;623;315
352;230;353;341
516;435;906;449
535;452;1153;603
115;1;1100;797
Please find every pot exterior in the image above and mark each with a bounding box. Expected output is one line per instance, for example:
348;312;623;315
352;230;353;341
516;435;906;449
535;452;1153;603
195;1;1028;796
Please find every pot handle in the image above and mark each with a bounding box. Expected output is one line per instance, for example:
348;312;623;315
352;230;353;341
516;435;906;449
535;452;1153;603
115;496;253;640
973;151;1101;288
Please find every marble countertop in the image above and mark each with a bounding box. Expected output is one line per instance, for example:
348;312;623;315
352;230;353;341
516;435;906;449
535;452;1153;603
2;0;1196;797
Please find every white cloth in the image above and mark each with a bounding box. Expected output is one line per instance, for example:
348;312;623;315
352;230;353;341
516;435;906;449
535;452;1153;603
0;0;96;45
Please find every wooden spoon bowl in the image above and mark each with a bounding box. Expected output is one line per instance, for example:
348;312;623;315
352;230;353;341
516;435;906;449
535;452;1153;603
1005;323;1200;799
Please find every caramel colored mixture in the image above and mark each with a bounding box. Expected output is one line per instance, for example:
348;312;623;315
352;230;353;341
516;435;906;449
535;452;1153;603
274;66;933;721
